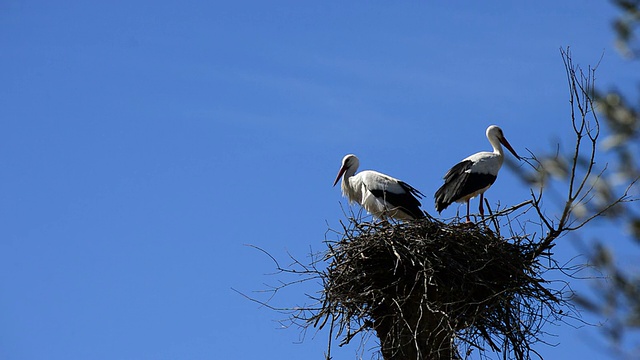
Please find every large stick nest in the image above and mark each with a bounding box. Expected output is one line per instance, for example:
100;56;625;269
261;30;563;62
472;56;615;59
313;217;564;359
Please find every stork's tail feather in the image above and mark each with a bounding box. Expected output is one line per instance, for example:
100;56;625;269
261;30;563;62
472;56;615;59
434;185;452;213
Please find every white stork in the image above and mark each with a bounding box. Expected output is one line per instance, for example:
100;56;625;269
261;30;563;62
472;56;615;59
434;125;521;222
333;154;425;220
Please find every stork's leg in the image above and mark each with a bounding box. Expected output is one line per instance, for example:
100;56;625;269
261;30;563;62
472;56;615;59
479;193;485;219
465;200;471;222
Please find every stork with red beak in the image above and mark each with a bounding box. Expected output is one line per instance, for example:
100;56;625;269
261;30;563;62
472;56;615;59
434;125;521;222
333;154;425;221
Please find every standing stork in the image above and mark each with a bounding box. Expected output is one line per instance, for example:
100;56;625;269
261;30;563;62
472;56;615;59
434;125;521;222
333;154;425;220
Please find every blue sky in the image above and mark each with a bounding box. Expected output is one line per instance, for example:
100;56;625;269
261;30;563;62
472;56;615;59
1;1;638;359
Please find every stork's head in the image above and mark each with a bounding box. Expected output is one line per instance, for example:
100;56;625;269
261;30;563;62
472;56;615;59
487;125;521;160
333;154;360;186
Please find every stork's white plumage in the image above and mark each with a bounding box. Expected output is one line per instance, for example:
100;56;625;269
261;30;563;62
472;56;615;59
333;154;425;220
434;125;521;222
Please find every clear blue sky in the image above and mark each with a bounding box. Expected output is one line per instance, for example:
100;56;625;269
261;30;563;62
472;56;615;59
1;1;637;359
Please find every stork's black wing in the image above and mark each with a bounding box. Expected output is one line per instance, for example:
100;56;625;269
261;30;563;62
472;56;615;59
434;160;496;212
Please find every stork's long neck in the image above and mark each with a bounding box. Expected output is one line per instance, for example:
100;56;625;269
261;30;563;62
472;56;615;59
485;135;506;172
343;164;357;181
341;165;359;202
489;136;504;157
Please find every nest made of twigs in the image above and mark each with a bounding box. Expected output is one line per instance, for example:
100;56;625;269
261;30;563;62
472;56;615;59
313;217;561;359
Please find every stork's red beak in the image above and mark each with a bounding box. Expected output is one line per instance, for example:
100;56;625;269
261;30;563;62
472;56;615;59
499;136;521;160
333;166;347;187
